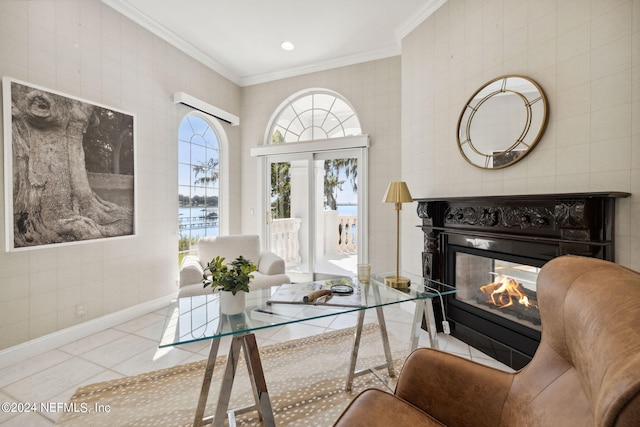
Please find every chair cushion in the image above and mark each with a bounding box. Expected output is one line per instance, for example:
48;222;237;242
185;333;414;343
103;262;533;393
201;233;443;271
333;389;445;427
198;235;261;266
179;255;204;286
257;251;285;275
178;283;211;298
250;272;290;290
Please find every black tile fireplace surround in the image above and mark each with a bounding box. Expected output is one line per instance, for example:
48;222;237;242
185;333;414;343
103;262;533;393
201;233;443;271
415;192;630;370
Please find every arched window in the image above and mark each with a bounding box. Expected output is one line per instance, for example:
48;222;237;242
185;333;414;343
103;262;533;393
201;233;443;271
178;113;222;257
268;89;361;144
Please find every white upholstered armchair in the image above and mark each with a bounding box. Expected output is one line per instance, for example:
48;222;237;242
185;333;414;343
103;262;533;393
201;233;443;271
178;235;290;297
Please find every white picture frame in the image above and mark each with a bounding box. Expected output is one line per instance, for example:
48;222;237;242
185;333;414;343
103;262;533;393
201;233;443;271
3;78;136;251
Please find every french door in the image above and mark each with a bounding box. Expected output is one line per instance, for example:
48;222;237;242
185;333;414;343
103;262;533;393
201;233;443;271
254;138;368;283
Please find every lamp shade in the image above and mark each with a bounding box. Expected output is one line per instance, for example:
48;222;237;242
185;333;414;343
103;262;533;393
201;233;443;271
383;182;413;204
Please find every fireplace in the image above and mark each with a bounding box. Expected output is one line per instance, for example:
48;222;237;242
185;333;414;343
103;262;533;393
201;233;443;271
415;192;629;369
445;237;546;367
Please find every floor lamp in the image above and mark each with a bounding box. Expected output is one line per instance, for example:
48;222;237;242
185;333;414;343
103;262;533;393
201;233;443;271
383;181;413;289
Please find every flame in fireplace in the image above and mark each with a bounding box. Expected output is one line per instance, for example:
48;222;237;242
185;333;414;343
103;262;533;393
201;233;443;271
480;275;538;309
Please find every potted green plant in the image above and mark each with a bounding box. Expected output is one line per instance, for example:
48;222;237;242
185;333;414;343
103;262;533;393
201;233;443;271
203;255;257;315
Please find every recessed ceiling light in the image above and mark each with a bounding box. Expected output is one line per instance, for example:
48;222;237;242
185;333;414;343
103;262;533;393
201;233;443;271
281;41;295;51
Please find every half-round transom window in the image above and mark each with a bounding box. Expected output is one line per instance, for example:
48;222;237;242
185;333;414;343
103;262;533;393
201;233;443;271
269;90;361;143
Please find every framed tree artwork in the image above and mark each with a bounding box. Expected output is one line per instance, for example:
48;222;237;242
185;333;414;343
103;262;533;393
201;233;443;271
3;78;136;251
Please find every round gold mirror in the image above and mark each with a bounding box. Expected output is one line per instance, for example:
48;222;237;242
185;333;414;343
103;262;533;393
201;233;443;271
456;75;548;169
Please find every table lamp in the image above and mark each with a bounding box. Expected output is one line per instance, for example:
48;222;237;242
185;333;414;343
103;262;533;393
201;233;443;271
383;181;413;289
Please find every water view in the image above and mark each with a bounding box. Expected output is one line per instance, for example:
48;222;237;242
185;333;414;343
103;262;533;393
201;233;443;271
179;204;357;241
179;207;219;240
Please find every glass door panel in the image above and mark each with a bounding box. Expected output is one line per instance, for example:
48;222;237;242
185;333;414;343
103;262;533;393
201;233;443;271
314;155;358;278
267;155;312;282
265;149;363;282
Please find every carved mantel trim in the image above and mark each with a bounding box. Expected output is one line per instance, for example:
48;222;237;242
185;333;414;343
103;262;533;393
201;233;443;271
443;205;554;230
414;192;630;280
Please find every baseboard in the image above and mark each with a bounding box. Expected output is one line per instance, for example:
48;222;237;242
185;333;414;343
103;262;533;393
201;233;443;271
0;294;174;369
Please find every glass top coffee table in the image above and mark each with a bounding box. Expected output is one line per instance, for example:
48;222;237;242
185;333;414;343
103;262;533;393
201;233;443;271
159;272;455;427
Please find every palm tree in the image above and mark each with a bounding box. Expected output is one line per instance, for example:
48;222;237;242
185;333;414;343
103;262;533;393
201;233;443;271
324;158;357;210
270;131;291;218
269;130;358;215
193;158;219;186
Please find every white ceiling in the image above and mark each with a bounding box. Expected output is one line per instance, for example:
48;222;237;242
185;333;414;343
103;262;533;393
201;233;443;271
101;0;445;87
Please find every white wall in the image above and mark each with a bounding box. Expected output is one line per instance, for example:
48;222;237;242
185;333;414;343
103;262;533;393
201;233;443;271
240;59;403;273
401;0;639;274
0;0;241;350
3;0;638;352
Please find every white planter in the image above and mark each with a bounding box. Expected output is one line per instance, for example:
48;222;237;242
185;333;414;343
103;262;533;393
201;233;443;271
219;291;246;315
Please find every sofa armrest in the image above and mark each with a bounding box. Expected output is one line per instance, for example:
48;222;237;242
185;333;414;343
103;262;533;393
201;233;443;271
395;348;514;427
258;251;285;275
179;255;204;287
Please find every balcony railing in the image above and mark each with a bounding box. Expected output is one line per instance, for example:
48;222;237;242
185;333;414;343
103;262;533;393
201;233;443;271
270;218;302;265
270;214;357;266
337;215;357;253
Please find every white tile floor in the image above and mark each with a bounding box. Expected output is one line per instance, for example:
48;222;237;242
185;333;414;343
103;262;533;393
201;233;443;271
0;301;511;426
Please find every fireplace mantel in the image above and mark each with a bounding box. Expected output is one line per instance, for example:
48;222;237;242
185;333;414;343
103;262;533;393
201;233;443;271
414;192;630;368
415;192;630;281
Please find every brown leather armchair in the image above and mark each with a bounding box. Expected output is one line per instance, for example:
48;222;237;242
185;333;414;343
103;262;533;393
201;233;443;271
334;256;640;426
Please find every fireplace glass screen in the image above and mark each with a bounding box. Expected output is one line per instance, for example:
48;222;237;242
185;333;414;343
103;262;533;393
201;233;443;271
455;252;541;331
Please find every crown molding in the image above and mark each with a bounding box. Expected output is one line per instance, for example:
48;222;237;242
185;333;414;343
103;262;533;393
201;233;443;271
241;45;401;87
396;0;448;40
102;0;444;87
100;0;243;86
